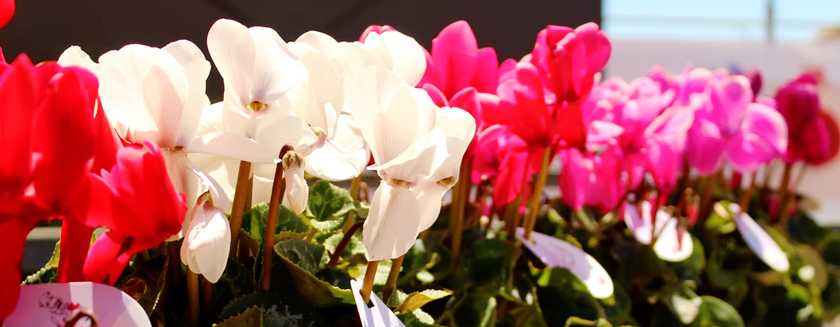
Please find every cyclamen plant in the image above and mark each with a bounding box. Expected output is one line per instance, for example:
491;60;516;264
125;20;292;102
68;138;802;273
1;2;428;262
2;2;840;326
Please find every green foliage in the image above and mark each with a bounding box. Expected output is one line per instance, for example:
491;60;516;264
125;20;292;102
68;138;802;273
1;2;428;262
273;239;355;307
21;266;56;285
219;292;328;327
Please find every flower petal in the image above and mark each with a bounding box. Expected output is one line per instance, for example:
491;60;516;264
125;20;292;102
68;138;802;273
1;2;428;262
162;40;211;146
363;184;423;261
378;31;427;86
732;204;790;272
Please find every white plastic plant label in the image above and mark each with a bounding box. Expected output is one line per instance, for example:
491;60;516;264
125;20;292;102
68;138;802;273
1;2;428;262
3;282;151;327
517;228;614;299
351;279;406;327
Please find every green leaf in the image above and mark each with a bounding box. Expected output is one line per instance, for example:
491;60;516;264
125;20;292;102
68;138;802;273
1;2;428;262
401;238;452;285
564;317;613;327
397;289;453;312
692;296;745;327
706;201;737;234
214;306;262;327
706;246;751;290
359;259;393;287
274;239;326;275
604;282;632;326
666;237;706;283
822;273;840;319
324;230;365;261
219;291;328;327
753;285;817;327
21;266;56;285
306;181;355;232
242;203;310;245
213;259;256;315
273;240;355;307
536;268;602;326
460;239;516;294
450;292;497;327
398;309;444;327
821;234;840;268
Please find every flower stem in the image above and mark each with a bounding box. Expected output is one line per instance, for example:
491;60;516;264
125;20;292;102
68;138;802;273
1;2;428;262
381;255;405;304
739;172;758;210
202;277;213;321
504;194;523;239
187;269;200;327
350;174;362;201
523;148;552;240
450;158;473;258
329;221;364;267
361;261;379;304
776;163;793;217
260;146;293;293
228;161;253;258
698;174;719;224
780;164;805;231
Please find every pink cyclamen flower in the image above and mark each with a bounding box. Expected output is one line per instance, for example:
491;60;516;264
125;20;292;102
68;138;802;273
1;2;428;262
687;75;788;175
775;74;839;165
419;20;499;98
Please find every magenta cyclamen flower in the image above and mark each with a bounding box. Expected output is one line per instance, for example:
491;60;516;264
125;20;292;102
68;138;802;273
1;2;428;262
687;75;788;174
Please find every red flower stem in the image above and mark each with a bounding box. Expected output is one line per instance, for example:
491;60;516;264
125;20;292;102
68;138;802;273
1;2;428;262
381;255;405;303
202;277;213;322
260;145;293;293
328;220;364;267
228;161;253;258
450;157;473;258
361;261;379;304
187;269;199;327
504;194;523;238
698;174;718;224
739;172;758;210
776;163;793;221
780;164;806;230
523;147;552;240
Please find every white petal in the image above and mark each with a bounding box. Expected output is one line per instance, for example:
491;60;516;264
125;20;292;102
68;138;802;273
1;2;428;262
360;82;434;164
517;229;614;299
733;205;790;272
253;114;319;156
251;166;274;207
57;46;99;74
247;27;306;106
293;50;344;129
428;107;477;183
294;31;347;72
284;166;308;214
363;184;423;261
371;128;449;186
378;31;427;86
623;201;654;244
97;44;190;147
189;165;231;212
305;141;367;181
360;33;393;70
651;215;694;262
196;102;225;136
344;66;404;134
188;154;242;211
189;207;232;283
413;182;447;232
162;40;211;146
188;131;277;164
207;19;255;106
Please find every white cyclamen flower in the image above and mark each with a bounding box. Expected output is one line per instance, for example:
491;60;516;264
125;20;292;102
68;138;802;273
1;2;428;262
347;66;477;261
181;171;232;283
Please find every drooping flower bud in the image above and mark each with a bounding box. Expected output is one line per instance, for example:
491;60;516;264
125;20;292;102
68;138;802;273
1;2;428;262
282;150;308;214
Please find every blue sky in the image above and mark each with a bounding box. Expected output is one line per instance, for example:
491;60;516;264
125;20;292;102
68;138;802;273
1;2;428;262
603;0;840;41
